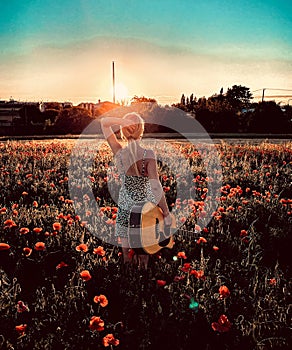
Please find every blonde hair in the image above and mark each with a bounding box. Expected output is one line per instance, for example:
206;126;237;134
120;112;144;175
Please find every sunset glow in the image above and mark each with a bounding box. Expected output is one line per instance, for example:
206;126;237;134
0;1;291;105
114;83;129;103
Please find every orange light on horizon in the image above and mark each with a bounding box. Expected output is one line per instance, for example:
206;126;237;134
110;82;129;103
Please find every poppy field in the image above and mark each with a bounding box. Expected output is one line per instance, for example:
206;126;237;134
0;139;291;350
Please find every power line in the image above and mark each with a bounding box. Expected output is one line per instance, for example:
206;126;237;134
252;88;292;93
254;95;292;99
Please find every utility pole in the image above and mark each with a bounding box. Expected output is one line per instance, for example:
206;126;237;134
262;88;266;102
112;61;115;104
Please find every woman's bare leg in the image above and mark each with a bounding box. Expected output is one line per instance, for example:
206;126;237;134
120;238;135;264
138;254;149;269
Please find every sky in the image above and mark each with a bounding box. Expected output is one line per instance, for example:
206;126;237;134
0;0;292;105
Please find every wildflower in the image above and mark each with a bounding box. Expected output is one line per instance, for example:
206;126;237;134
53;222;61;231
19;227;29;235
177;251;187;259
103;333;120;347
0;243;10;251
196;236;207;244
17;301;29;313
211;314;232;332
4;219;17;229
23;247;32;256
76;243;88;252
32;201;38;207
181;263;191;272
0;207;7;214
93;294;108;307
213;245;219;251
89;316;104;331
33;227;42;233
190;269;204;279
126;248;135;259
15;324;27;335
56;261;68;269
156;280;167;286
93;246;106;256
173;275;185;282
22;191;28;196
269;278;277;286
80;270;92;281
240;229;248;237
219;285;230;299
34;242;45;251
194;224;201;232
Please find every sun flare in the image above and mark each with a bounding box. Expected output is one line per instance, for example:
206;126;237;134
114;82;129;102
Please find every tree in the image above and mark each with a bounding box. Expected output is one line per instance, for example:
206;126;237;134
249;101;290;133
53;107;94;134
180;94;186;106
18;104;42;125
225;85;253;111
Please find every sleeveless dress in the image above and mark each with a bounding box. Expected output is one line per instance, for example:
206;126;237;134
115;148;156;238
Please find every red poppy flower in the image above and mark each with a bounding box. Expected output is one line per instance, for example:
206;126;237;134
196;236;207;244
23;247;32;256
193;224;200;233
56;261;69;269
174;275;185;282
213;245;219;251
15;324;27;335
19;227;29;235
240;230;248;237
0;207;7;214
0;243;10;251
219;285;230;299
89;316;104;331
269;278;277;286
33;227;43;233
4;219;17;229
190;269;205;279
211;314;232;332
93;246;106;256
80;270;92;281
93;294;108;307
33;201;38;207
103;333;120;347
127;249;135;259
17;301;29;313
181;263;191;272
76;244;88;252
156;280;167;286
177;251;187;259
52;222;61;231
34;242;45;251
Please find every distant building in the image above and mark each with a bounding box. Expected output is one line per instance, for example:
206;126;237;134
0;100;40;126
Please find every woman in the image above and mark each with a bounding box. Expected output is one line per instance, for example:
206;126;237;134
101;112;171;268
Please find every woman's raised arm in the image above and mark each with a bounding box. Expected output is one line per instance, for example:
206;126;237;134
100;117;135;154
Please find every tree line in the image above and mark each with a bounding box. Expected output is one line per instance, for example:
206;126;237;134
172;85;292;133
5;85;292;136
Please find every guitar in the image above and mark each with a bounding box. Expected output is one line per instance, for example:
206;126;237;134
128;201;176;255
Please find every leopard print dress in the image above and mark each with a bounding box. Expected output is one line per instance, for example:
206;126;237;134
115;148;155;238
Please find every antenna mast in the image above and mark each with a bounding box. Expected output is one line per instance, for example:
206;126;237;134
112;61;115;104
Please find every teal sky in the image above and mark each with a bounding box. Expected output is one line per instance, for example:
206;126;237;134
1;0;292;104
